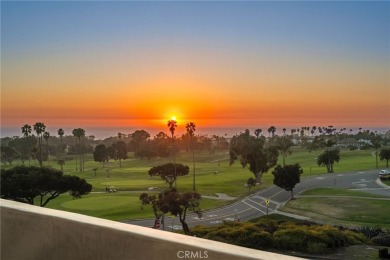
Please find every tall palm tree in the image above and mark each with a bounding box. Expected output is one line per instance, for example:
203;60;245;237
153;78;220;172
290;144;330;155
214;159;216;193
72;128;79;171
268;126;276;137
79;128;86;172
186;122;196;190
57;128;64;143
254;129;262;138
33;122;46;166
22;124;32;137
167;119;177;187
72;128;86;172
43;131;50;158
21;124;32;165
57;128;65;157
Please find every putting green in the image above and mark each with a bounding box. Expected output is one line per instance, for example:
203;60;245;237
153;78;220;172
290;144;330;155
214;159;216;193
61;195;133;211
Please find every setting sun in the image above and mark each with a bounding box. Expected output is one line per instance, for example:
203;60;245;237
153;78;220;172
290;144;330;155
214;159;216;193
1;1;388;138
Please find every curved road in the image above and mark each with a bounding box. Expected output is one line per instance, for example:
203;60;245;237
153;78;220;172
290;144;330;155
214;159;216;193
125;169;390;230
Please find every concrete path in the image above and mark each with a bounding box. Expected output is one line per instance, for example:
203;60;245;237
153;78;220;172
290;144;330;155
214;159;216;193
202;193;236;200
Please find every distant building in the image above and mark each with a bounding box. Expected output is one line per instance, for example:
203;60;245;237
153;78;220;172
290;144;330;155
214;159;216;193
338;138;358;148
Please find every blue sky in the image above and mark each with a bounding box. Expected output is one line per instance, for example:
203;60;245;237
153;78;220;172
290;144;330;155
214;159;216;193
1;1;389;135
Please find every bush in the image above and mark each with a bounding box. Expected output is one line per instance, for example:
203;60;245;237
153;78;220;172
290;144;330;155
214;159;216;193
343;230;369;245
307;243;329;254
237;231;273;249
190;215;370;255
372;233;390;247
357;226;383;239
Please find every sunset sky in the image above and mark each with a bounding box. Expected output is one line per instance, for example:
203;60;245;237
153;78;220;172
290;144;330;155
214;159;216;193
2;1;389;137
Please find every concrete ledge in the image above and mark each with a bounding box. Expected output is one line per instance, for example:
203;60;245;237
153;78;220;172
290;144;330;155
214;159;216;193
0;199;303;260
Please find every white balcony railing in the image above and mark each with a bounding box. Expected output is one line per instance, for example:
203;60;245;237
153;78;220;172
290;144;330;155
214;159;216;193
0;199;303;260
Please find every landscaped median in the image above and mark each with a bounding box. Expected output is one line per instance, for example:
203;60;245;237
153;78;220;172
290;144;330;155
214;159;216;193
279;188;390;228
190;214;370;256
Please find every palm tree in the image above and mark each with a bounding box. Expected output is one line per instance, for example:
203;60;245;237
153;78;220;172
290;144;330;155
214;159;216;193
43;131;50;158
72;128;86;172
22;124;32;137
57;128;64;143
186;122;196;190
57;128;65;156
312;126;317;135
167;119;177;188
254;129;262;138
79;128;86;172
21;124;32;165
268;126;276;137
72;129;79;171
33;122;46;166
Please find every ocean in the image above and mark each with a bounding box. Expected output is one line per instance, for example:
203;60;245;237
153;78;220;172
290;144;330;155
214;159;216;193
1;125;388;140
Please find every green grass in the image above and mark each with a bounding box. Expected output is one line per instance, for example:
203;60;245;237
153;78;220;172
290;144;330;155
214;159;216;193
281;188;390;228
40;192;228;221
2;147;387;222
300;188;385;198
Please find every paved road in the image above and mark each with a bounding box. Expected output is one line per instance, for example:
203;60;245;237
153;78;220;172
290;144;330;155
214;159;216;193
125;169;390;231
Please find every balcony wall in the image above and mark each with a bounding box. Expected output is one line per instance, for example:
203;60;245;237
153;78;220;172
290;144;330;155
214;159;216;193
1;199;303;260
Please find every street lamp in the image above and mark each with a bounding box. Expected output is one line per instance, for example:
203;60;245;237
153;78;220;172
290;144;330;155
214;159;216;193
148;187;165;230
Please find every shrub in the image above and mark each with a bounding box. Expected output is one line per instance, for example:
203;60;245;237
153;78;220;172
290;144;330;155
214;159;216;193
358;226;384;239
343;230;369;245
190;215;371;255
372;233;390;247
237;231;273;249
307;243;329;254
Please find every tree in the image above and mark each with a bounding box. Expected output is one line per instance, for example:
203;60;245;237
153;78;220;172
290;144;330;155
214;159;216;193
272;164;303;199
8;136;33;165
22;124;32;137
275;135;294;166
245;177;257;192
72;128;86;172
111;141;128;167
43;131;50;158
167;119;178;187
161;191;202;235
21;124;32;165
136;140;158;160
186;122;196;191
139;193;163;228
57;159;65;172
305;136;327;152
1;146;18;165
1;166;92;207
379;148;390;167
93;144;108;166
57;128;65;155
148;163;189;190
130;130;150;154
267;126;276;137
140;190;202;235
153;132;170;158
33;122;46;166
371;134;382;168
254;129;262;138
317;148;340;173
229;129;279;183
